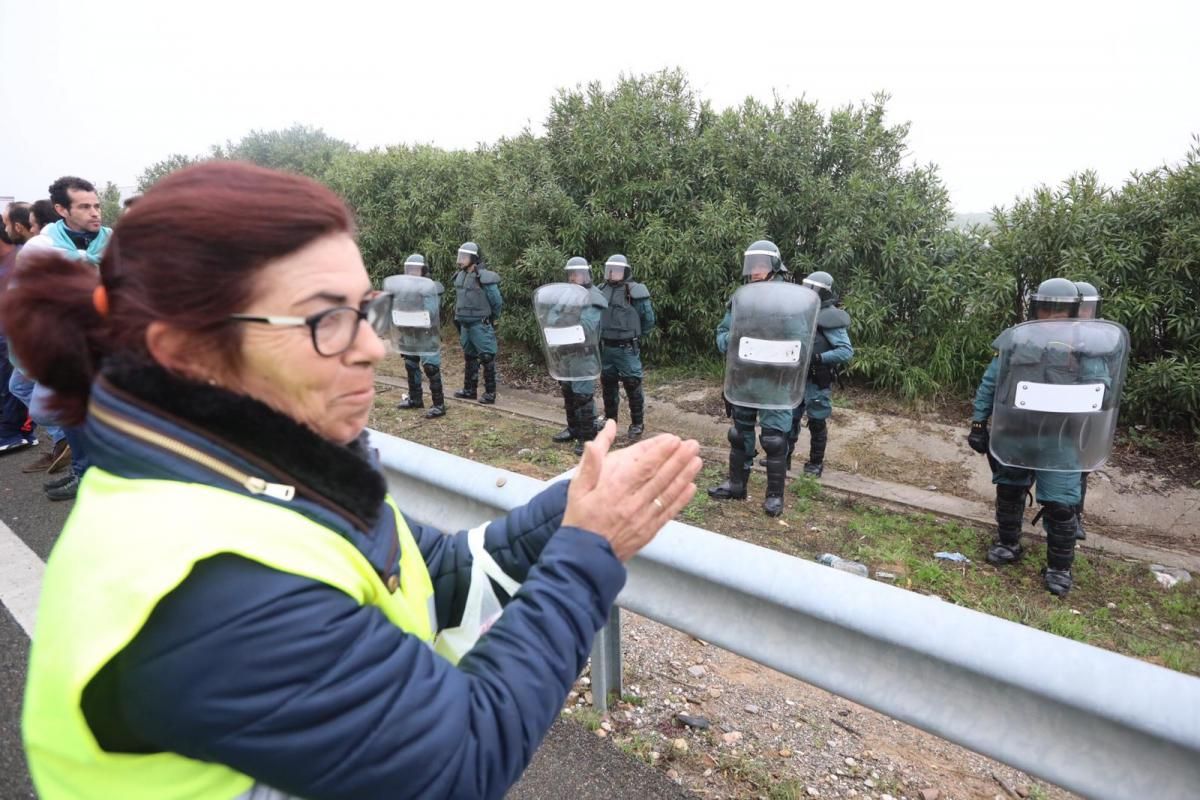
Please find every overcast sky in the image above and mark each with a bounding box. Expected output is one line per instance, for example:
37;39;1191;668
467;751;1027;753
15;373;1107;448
2;0;1197;212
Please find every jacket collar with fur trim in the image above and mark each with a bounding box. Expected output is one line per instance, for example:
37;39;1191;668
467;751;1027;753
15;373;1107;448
86;360;396;576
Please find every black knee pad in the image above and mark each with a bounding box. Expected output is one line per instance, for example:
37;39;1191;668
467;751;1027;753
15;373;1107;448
807;417;827;433
622;376;642;391
726;425;746;451
478;353;494;365
1042;502;1076;525
422;363;441;380
760;428;788;457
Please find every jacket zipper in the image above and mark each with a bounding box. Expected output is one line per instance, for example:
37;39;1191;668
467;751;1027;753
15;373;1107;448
91;399;400;578
90;404;296;501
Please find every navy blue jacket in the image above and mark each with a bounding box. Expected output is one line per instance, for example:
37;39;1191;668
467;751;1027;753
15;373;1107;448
80;363;626;800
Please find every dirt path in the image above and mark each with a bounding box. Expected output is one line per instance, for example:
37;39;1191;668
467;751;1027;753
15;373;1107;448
379;356;1200;570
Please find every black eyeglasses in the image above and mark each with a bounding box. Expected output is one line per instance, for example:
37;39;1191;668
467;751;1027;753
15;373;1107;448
228;292;393;357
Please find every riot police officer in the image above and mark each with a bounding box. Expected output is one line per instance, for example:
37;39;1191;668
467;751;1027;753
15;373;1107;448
392;254;446;418
709;241;819;517
540;258;607;455
787;271;853;477
598;254;655;438
968;277;1127;596
1073;280;1103;539
452;242;502;404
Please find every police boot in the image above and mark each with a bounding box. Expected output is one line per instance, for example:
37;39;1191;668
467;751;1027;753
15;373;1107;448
624;376;645;438
1041;503;1078;597
552;384;574;443
708;426;750;501
396;358;424;409
423;363;446;419
479;354;497;404
761;428;788;517
600;374;620;427
1075;474;1088;540
784;406;803;471
570;393;596;456
986;484;1026;566
454;356;479;400
803;418;828;477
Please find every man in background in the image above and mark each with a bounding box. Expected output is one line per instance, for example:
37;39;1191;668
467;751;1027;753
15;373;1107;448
0;203;33;451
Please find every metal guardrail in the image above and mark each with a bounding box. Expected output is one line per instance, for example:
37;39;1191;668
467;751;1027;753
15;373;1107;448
369;429;1200;800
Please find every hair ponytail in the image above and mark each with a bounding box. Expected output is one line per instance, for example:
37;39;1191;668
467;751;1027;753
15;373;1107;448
0;249;110;425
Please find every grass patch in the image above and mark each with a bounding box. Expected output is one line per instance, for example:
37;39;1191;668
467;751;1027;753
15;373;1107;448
712;733;859;799
767;780;809;800
713;753;775;792
643;357;726;385
615;731;658;763
572;708;603;731
1043;608;1088;641
805;504;1200;674
680;490;713;525
680;464;727;525
1163;645;1200;674
789;474;822;502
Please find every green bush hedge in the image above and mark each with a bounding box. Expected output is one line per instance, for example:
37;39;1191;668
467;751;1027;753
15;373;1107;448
137;73;1200;434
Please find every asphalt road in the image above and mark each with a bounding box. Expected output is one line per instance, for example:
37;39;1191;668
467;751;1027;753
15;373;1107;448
0;438;690;799
1;438;70;800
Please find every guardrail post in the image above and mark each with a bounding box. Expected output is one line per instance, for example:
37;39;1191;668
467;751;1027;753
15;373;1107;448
589;609;622;713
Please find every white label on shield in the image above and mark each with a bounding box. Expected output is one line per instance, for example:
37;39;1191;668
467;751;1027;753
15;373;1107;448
738;337;802;364
544;325;586;346
392;309;431;328
1014;381;1106;413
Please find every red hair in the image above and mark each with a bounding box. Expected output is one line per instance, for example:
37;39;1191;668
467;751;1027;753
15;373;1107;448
0;161;355;424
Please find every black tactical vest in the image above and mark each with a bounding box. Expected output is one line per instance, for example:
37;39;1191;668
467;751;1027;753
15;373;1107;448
601;283;641;340
454;269;492;320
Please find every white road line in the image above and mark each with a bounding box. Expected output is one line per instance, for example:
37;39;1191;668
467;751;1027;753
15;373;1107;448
0;518;44;637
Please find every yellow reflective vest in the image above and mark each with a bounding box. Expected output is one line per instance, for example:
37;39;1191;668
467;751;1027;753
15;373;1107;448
23;467;435;800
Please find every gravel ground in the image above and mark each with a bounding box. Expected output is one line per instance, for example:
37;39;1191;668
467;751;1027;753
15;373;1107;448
562;613;1075;800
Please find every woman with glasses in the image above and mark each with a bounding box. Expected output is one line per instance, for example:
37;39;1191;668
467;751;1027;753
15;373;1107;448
4;161;701;800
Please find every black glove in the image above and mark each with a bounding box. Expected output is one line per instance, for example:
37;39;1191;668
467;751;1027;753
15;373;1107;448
812;353;823;365
723;399;733;418
967;420;990;454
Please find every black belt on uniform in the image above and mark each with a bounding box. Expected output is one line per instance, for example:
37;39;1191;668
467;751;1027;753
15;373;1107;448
602;338;636;347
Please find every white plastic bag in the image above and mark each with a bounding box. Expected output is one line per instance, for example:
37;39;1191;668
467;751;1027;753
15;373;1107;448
433;524;523;664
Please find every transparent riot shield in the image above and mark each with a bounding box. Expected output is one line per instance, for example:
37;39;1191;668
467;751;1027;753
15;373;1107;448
723;281;820;410
382;274;441;357
990;319;1129;471
533;282;602;381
